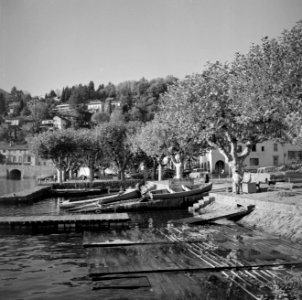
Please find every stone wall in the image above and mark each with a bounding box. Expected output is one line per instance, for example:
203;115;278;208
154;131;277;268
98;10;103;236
209;192;302;243
0;164;56;179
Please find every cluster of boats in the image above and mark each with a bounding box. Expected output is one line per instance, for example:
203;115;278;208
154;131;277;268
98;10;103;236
60;182;213;213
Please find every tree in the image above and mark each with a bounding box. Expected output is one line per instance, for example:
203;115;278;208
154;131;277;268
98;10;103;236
47;90;57;98
31;129;80;182
0;93;6;116
91;111;110;124
159;21;302;174
28;100;51;133
96;122;140;181
110;108;126;123
88;81;95;99
133;119;170;180
75;129;105;184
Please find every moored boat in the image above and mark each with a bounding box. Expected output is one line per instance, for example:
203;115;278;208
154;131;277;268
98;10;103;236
64;188;142;211
53;188;105;197
73;182;212;213
149;182;212;201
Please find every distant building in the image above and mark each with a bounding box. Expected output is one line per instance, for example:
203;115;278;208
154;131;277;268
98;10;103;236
199;141;302;174
87;100;104;113
40;119;55;132
7;102;19;115
54;103;72;114
5;118;21;126
0;142;52;166
53;116;69;130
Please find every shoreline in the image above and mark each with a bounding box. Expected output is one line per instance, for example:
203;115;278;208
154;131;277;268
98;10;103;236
208;189;302;244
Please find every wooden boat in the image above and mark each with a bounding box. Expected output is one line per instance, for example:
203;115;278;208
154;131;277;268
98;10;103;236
74;183;212;213
64;189;141;211
53;188;104;197
149;182;212;201
171;204;255;225
60;194;111;209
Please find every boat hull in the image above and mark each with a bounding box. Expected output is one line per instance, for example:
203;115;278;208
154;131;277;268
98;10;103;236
83;183;212;213
150;182;212;200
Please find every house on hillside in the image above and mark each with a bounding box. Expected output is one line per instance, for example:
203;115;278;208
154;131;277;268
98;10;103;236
53;116;69;130
87;100;104;113
199;141;302;174
53;103;72;114
40;119;54;131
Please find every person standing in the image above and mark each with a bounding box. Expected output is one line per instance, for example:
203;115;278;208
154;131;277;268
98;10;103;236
232;169;242;194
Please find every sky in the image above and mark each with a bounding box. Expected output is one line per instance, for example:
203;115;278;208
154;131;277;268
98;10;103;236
0;0;302;97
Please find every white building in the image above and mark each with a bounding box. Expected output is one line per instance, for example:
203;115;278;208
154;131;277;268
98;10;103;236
87;100;104;112
199;141;302;174
53;116;69;130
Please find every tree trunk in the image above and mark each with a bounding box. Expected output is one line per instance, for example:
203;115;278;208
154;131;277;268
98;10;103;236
169;153;184;179
120;169;125;182
88;164;94;187
158;163;162;181
174;162;183;179
57;169;62;183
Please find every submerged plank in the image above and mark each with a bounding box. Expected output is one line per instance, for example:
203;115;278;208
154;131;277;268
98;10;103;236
0;213;130;225
92;276;151;289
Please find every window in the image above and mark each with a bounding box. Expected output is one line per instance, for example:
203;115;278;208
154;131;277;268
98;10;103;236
237;145;242;153
250;158;259;166
27;156;31;163
261;146;265;152
251;145;256;152
288;151;302;161
273;143;278;151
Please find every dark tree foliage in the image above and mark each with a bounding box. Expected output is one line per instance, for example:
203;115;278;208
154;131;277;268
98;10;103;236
0;93;6;115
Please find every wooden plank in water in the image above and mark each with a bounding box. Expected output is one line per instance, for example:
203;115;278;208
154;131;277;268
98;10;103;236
88;243;210;276
172;207;250;225
90;261;302;277
0;213;130;225
92;276;151;290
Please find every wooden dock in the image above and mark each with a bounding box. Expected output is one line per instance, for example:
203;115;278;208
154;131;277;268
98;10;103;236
0;213;130;230
84;227;302;299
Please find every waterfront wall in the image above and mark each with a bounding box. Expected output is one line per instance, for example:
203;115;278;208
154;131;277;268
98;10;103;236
210;192;302;243
0;164;56;179
0;186;52;202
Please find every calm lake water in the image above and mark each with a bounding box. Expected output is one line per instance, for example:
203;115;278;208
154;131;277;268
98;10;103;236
0;178;192;299
0;178;300;299
0;178;37;196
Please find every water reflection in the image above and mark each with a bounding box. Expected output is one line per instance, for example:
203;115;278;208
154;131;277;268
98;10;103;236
0;233;92;300
0;197;63;217
0;178;37;196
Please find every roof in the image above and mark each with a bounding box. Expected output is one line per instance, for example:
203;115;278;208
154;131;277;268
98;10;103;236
0;142;29;151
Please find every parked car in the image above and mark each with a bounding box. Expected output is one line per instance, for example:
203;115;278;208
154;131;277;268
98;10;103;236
283;170;302;183
244;166;286;185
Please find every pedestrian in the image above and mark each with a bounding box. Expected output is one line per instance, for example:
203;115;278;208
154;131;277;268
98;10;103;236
204;172;210;183
232;169;242;194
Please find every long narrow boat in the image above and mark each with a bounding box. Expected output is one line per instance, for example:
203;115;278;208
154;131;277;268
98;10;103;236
149;182;212;201
63;189;141;210
74;182;212;213
53;188;105;197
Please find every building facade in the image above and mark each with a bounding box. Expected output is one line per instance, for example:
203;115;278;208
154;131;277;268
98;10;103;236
199;141;302;174
0;142;53;166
